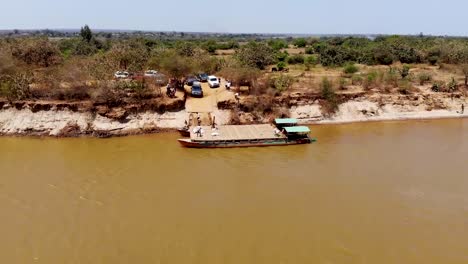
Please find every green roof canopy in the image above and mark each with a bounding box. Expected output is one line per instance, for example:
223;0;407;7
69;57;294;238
284;126;311;133
275;118;298;125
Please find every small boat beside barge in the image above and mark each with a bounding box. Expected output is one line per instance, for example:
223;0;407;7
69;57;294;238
178;118;316;148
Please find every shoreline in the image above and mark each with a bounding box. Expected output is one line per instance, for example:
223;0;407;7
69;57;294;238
0;106;466;138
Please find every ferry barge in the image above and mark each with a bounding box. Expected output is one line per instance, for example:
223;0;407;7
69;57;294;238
178;118;316;148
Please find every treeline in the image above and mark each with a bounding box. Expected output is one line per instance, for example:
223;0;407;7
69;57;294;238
1;26;468;103
268;35;468;66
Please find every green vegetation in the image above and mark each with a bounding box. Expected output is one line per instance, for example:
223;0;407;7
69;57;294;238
343;63;359;74
320;77;339;115
417;72;432;85
1;27;467;105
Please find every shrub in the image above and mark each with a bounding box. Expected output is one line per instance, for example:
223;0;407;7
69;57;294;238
431;81;444;92
339;78;347;90
320;78;339;115
270;74;294;93
447;77;457;92
343;63;359;74
417;72;432;85
321;78;335;100
305;55;318;66
276;51;288;62
305;47;314;54
293;38;307;48
399;65;410;79
384;69;399;87
428;56;438;66
268;39;288;51
374;46;394;65
363;71;378;90
397;80;413;94
277;62;287;71
351;75;363;85
0;73;33;101
287;54;305;64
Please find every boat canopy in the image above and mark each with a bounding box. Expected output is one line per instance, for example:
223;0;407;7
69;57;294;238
275;118;298;125
284;126;310;133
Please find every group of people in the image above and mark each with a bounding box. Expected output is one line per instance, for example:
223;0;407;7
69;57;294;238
190;112;219;137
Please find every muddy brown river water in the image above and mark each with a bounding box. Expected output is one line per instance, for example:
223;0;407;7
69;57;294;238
0;119;467;263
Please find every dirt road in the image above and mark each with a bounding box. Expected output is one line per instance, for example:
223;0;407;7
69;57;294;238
184;80;234;125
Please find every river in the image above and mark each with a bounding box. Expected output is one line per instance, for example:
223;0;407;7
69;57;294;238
0;119;467;263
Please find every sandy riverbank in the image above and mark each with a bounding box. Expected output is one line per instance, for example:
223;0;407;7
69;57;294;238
0;97;466;137
291;99;468;125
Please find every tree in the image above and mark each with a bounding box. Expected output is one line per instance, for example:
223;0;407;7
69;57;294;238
80;25;93;43
235;41;275;70
11;38;62;67
374;45;394;66
219;61;261;93
175;41;197;57
0;73;33;102
293;38;307;48
157;50;194;81
107;40;149;71
268;39;288;51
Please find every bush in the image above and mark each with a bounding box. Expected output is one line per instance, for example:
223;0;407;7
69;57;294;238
431;81;444;92
339;78;347;90
293;38;307;48
277;62;287;71
384;68;399;87
321;78;335;100
343;63;359;74
447;77;457;92
399;65;410;79
351;75;363;85
287;54;305;64
270;74;294;93
428;56;438;66
320;78;339;115
374;46;394;65
277;51;288;62
363;71;379;90
305;47;314;54
397;80;413;94
417;72;432;85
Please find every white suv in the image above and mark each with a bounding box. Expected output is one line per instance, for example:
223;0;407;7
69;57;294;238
208;76;220;88
144;70;158;77
114;71;129;79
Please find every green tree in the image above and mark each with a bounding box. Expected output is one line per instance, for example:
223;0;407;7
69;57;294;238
235;41;275;70
293;38;307;48
80;25;93;43
374;45;394;66
157;50;194;81
268;39;288;51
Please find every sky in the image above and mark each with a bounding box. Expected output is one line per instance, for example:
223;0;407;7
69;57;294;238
1;0;467;36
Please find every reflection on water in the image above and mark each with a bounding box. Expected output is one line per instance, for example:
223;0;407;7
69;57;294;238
0;119;467;263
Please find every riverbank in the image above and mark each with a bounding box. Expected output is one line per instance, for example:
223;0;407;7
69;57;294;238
0;92;466;137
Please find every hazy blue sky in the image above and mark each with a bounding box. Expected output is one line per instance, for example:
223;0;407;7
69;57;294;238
1;0;466;35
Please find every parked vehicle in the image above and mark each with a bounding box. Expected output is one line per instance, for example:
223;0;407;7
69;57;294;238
197;73;209;82
114;71;129;79
208;75;220;88
185;76;197;86
191;81;203;97
144;70;158;77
